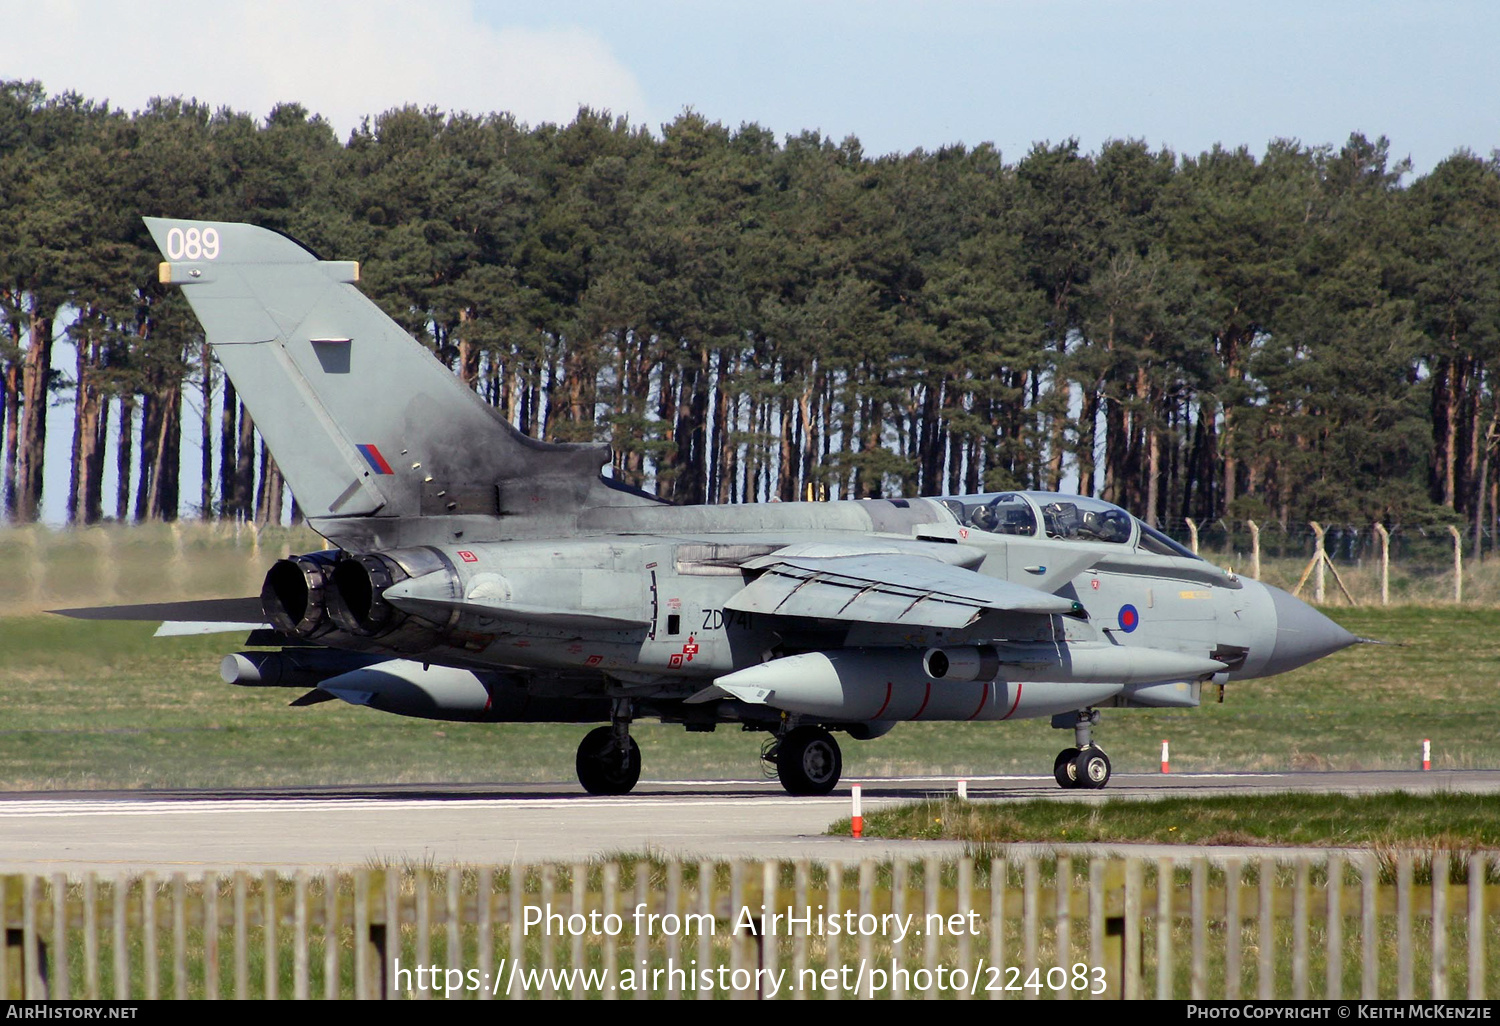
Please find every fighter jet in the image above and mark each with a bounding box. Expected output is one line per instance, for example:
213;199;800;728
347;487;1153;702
59;218;1360;796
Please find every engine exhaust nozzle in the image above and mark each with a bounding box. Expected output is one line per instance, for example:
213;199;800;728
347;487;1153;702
260;552;340;638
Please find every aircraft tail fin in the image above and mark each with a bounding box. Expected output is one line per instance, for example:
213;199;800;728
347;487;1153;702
145;218;633;536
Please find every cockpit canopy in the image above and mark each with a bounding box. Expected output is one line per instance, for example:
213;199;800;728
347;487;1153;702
937;491;1200;560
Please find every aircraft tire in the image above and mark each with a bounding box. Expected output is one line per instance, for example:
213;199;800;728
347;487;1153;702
1073;747;1112;790
1053;748;1081;789
575;726;642;795
776;726;842;796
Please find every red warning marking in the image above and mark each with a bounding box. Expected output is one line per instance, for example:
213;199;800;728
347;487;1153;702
1091;578;1100;590
966;681;991;721
681;636;699;660
585;654;603;666
458;550;478;563
668;653;684;669
873;682;894;720
1000;682;1025;720
910;681;933;720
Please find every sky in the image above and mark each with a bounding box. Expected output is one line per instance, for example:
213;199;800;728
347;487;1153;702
5;0;1500;522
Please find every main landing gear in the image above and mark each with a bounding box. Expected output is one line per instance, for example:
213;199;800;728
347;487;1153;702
575;700;641;795
572;704;848;797
765;724;843;796
1052;709;1111;790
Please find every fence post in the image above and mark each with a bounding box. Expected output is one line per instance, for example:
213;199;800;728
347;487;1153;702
1123;859;1143;1000
1185;518;1199;555
1449;525;1463;603
1155;857;1174;999
1247;520;1261;580
1432;852;1449;1000
1374;524;1390;606
1224;858;1242;1000
1469;854;1487;1000
1397;854;1414;999
1310;522;1326;603
20;875;47;999
1326;854;1343;1000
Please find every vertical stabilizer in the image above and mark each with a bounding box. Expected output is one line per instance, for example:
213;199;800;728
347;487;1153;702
145;218;642;541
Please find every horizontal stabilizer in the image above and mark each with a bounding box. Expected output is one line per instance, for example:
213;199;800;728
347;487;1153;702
51;597;266;623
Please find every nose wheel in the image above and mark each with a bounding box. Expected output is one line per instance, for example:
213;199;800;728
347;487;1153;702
576;726;642;794
576;700;642;795
1052;709;1111;789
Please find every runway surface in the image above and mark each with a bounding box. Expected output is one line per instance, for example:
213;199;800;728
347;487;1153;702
0;770;1495;873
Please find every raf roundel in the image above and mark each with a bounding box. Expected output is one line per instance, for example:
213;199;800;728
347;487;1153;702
1117;604;1140;633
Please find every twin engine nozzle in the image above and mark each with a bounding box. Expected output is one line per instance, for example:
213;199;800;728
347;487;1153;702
261;548;446;639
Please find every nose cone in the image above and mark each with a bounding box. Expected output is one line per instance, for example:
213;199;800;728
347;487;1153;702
1263;585;1358;675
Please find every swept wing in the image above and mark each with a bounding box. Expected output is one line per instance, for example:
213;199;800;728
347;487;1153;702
728;551;1080;629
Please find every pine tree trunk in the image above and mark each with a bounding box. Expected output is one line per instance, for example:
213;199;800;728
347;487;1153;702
256;447;284;525
777;371;796;502
457;309;480;391
70;335;106;524
1078;387;1100;498
85;395;108;524
220;378;237;520
14;311;53;522
134;391;157;522
0;358;11;520
152;381;181;521
234;402;255;520
115;394;134;521
254;440;269;523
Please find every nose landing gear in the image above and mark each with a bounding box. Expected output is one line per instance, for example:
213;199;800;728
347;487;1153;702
1052;709;1111;790
576;699;642;795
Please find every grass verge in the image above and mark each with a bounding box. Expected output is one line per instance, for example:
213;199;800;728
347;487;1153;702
829;792;1500;850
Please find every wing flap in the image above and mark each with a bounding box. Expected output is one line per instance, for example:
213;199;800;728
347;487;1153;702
726;553;1078;629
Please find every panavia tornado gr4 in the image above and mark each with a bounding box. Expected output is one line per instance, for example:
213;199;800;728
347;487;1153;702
60;218;1361;796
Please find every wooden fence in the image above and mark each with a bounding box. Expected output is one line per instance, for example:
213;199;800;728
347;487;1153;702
2;852;1495;1000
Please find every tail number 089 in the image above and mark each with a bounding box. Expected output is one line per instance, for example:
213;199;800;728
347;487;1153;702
165;226;221;261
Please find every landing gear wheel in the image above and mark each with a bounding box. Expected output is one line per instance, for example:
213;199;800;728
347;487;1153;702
775;726;843;796
575;726;642;795
1073;747;1112;790
1053;747;1081;789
